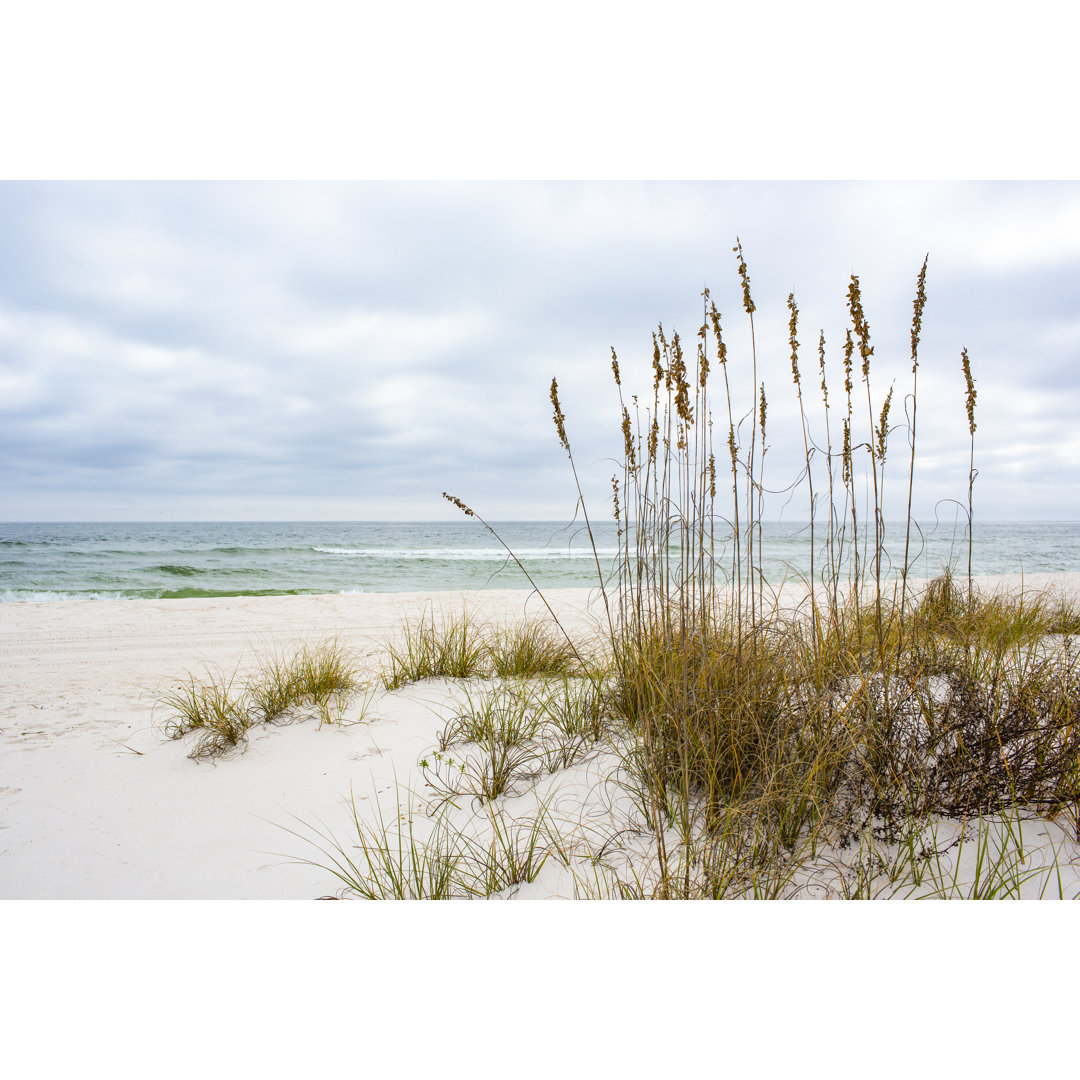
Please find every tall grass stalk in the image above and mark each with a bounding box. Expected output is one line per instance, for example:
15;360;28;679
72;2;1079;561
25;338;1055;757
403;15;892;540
961;345;978;598
900;255;929;634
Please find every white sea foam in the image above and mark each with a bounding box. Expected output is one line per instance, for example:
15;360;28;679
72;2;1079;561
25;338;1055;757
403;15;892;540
312;546;620;560
0;589;130;603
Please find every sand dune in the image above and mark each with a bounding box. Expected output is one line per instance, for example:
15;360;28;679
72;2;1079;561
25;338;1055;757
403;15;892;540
3;578;1079;900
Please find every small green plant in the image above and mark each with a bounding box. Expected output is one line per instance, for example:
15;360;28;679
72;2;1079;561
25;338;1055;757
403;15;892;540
420;739;539;808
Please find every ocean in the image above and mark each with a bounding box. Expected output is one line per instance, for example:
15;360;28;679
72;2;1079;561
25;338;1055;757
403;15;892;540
1;520;1079;602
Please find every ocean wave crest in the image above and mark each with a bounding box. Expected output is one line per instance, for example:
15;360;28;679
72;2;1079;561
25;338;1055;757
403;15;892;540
312;546;620;561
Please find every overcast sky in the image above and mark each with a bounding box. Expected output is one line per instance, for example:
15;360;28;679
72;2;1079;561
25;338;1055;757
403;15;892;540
2;180;1079;522
3;1;1078;524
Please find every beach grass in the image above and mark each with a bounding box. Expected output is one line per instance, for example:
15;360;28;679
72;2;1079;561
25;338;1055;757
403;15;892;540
380;613;593;690
160;665;252;759
216;241;1080;896
159;638;367;757
424;243;1080;898
282;787;569;899
485;619;584;678
380;610;487;690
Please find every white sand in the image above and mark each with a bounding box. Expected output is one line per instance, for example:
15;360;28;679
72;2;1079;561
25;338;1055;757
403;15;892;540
0;588;600;899
3;575;1080;900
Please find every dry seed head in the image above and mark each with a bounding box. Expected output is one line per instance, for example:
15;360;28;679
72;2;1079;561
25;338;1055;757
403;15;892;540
787;292;800;385
911;254;929;372
876;386;894;464
621;405;636;468
734;238;756;315
697;340;710;389
672;332;692;426
708;301;729;367
610;347;621;387
843;329;854;402
550;377;570;452
611;474;620;524
758;383;767;440
443;492;475;518
818;330;829;405
727;423;737;468
651;332;663;391
846;275;874;379
708;452;716;498
961;347;977;435
841;418;852;483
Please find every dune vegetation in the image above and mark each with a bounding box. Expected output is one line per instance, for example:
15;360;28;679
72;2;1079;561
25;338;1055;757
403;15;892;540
166;243;1080;897
159;638;366;758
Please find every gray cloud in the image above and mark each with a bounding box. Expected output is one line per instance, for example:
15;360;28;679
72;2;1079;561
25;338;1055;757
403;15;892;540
1;181;1079;521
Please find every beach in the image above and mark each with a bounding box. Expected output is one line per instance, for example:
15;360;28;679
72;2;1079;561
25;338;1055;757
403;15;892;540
0;588;600;899
3;577;1080;900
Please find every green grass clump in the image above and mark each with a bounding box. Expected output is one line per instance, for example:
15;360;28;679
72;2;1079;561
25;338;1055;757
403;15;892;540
486;621;583;678
911;568;1080;653
414;676;613;809
249;638;361;728
381;611;486;689
380;612;589;689
532;675;605;744
283;791;566;899
160;667;252;759
436;681;541;750
160;639;366;758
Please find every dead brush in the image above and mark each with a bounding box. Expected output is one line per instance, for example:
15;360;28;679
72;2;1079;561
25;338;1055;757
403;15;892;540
901;652;1080;821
